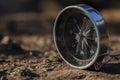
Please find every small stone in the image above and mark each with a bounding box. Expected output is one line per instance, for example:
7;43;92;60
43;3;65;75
1;36;11;44
21;69;40;78
29;52;33;56
46;66;55;71
1;76;8;80
0;70;7;77
72;74;86;79
43;66;55;72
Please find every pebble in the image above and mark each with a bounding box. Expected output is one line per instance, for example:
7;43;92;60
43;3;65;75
21;69;40;78
0;36;11;44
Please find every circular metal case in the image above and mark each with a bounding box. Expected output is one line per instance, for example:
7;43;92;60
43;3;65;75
54;4;109;70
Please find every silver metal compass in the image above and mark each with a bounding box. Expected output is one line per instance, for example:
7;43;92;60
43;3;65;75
54;4;118;70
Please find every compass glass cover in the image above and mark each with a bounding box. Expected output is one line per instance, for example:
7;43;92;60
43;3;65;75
55;8;99;66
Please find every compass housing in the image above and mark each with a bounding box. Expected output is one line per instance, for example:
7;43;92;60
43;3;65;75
54;4;109;70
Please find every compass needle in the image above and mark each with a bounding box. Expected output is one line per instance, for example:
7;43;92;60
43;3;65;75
84;38;89;47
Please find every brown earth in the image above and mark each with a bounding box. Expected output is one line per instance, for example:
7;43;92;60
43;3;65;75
0;34;119;80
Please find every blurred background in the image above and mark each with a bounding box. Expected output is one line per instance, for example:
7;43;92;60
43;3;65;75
0;0;119;36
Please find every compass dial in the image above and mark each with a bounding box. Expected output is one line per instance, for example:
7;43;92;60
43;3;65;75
64;14;98;60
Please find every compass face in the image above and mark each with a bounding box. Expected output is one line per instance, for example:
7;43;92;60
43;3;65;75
54;5;108;69
64;13;98;60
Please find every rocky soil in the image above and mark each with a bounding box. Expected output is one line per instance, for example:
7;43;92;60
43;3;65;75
0;34;119;80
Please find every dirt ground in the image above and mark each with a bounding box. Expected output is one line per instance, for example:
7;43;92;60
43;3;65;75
0;33;119;80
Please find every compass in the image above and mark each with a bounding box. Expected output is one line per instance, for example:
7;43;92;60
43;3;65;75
54;4;109;70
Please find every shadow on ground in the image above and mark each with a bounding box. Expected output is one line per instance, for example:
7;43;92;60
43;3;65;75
0;41;43;60
100;63;120;74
